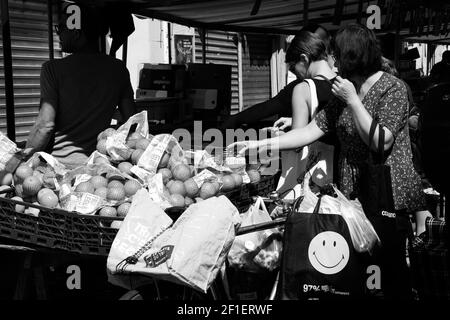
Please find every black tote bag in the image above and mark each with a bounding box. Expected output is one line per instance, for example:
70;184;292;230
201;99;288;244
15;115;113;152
358;120;396;217
277;197;365;300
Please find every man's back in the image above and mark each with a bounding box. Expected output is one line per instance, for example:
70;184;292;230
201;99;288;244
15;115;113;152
40;53;133;166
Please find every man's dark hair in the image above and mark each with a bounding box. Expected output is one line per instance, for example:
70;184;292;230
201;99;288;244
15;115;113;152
332;23;382;78
285;31;328;64
443;50;450;62
59;4;109;42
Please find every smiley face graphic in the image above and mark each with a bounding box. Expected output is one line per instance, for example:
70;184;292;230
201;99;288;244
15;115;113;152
308;231;350;275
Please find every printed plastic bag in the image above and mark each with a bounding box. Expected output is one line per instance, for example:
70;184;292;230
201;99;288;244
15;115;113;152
228;197;282;272
298;173;380;253
108;194;241;293
105;111;150;162
0;131;20;171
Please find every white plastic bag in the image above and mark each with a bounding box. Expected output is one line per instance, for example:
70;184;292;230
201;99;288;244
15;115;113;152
228;197;282;272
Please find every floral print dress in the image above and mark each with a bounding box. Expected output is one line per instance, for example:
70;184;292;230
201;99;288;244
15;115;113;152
314;72;426;212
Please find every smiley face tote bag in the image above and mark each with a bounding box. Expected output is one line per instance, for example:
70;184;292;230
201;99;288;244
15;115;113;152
276;196;365;300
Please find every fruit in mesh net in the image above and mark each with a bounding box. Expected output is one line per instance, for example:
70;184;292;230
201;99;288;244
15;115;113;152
94;187;108;199
89;175;108;189
136;138;151;151
31;156;42;169
75;181;95;194
131;149;144;165
37;189;59;208
23;176;43;196
168;180;187;197
118;162;133;175
97;139;108;155
15;165;33;184
124;179;141;197
231;173;243;187
172;164;192;182
107;187;126;201
220;175;236;192
99;206;117;217
199;182;217;200
247;169;261;183
169;194;185;207
184;178;199;198
117;202;131;217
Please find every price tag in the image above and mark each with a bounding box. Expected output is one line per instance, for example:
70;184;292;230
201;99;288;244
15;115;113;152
192;169;217;188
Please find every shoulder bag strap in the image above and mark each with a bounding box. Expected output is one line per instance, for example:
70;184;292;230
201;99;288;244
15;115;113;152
303;79;319;119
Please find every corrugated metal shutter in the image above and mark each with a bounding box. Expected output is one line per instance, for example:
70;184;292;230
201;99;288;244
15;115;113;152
0;0;61;142
194;29;239;114
242;34;272;109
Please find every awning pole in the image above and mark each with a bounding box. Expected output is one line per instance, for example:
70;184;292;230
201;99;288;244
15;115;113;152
201;28;206;64
47;0;54;60
1;0;16;141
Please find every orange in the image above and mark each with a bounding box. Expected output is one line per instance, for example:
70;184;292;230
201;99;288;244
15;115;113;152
158;152;171;169
118;162;133;175
158;168;172;185
169;194;185;207
97;128;116;141
97;139;108;155
247;169;261;183
199;182;217;200
212;181;221;193
75;181;95;194
168;180;187;197
136;138;151;151
221;175;236;192
22;176;43;196
131;149;144;165
166;180;175;188
12;196;25;213
15;165;33;183
185;197;194;206
89;175;108;189
184;178;199;198
108;180;124;189
99;206;117;217
37;188;53;199
94;187;108;199
117;202;131;217
106;172;126;183
37;190;58;208
231;173;243;187
0;171;13;186
124;179;141;197
172;164;192;182
107;187;126;201
126;139;137;149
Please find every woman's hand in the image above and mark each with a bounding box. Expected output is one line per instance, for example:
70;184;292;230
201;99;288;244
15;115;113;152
273;117;292;131
331;76;359;106
227;140;265;156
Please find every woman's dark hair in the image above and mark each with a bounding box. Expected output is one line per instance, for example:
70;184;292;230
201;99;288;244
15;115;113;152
285;31;328;64
300;23;331;55
332;23;382;78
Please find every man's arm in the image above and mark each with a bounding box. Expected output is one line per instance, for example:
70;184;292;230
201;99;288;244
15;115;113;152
25;101;56;152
